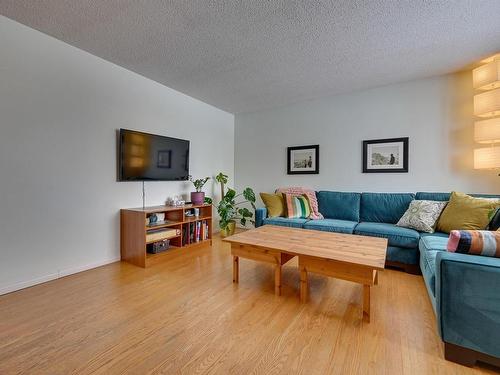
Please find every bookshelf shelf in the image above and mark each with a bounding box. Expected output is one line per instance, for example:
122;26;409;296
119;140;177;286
121;203;213;268
145;234;181;245
183;215;211;223
145;220;181;230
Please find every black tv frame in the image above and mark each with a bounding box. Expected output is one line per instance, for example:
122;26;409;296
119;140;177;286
118;128;190;182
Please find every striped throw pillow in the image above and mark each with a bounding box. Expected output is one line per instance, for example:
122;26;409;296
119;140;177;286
447;230;500;258
284;193;311;219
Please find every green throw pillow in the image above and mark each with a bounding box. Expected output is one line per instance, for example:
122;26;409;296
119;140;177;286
436;191;500;233
260;192;285;217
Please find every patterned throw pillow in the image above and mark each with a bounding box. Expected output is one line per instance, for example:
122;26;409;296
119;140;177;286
276;187;324;219
396;200;447;233
284;194;311;219
447;230;500;258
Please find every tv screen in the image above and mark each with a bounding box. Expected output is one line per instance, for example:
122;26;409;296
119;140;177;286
118;129;190;181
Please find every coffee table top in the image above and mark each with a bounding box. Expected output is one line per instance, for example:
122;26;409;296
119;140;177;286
223;225;387;270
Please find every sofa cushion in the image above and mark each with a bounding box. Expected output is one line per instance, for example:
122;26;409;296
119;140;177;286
277;187;324;219
262;217;309;228
316;191;361;222
259;192;285;218
416;192;500;201
447;230;500;258
418;233;449;296
283;193;311;219
490;208;500;230
435;192;500;233
354;222;420;248
360;193;415;224
419;232;449;251
396;200;447;233
416;192;500;230
303;219;358;234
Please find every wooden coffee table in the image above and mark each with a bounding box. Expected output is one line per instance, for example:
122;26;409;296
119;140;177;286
223;225;387;321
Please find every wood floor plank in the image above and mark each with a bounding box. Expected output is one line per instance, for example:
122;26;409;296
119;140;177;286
0;233;497;374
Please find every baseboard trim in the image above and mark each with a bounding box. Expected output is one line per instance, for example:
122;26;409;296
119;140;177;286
0;257;121;296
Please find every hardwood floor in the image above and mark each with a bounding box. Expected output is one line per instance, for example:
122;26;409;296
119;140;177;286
0;234;498;374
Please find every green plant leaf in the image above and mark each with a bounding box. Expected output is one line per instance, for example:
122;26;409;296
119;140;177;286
215;172;228;184
238;207;253;218
189;176;210;192
240;218;247;226
204;197;213;204
243;188;256;203
225;188;236;201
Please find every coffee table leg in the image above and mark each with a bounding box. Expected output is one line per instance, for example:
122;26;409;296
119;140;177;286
233;256;239;283
300;266;308;303
363;285;370;322
274;265;281;296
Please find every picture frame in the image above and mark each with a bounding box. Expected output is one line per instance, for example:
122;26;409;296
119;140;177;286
287;145;319;175
157;150;172;168
362;137;408;173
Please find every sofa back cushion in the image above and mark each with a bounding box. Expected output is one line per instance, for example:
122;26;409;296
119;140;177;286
416;192;500;201
360;193;415;224
416;192;500;230
316;191;361;222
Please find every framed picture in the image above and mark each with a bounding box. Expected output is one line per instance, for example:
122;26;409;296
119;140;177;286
287;145;319;174
157;150;172;168
362;137;408;173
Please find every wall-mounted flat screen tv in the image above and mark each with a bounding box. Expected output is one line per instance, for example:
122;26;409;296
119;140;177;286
118;129;189;181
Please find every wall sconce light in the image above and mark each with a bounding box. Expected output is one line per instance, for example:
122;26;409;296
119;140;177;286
474;146;500;169
473;88;500;118
473;57;500;90
473;54;500;173
474;117;500;144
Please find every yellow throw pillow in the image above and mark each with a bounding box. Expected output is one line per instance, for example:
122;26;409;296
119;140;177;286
436;192;500;233
260;192;285;217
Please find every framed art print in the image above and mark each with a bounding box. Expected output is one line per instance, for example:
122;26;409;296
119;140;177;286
287;145;319;174
157;150;172;168
362;137;408;173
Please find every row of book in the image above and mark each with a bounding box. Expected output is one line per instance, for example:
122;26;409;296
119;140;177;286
182;220;209;245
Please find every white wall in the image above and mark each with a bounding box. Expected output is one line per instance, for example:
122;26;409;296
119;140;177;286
235;74;499;200
0;17;234;294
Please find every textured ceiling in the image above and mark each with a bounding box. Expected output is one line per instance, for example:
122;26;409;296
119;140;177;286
1;1;500;114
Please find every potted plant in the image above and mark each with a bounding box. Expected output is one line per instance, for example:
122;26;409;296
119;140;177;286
189;176;210;205
215;172;256;237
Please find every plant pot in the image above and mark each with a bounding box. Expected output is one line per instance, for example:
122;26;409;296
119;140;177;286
220;221;236;238
190;191;205;205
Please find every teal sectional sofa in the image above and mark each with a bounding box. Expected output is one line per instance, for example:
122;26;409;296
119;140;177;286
255;191;500;367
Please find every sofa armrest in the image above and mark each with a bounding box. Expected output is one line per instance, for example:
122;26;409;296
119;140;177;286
255;207;267;227
435;251;500;358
